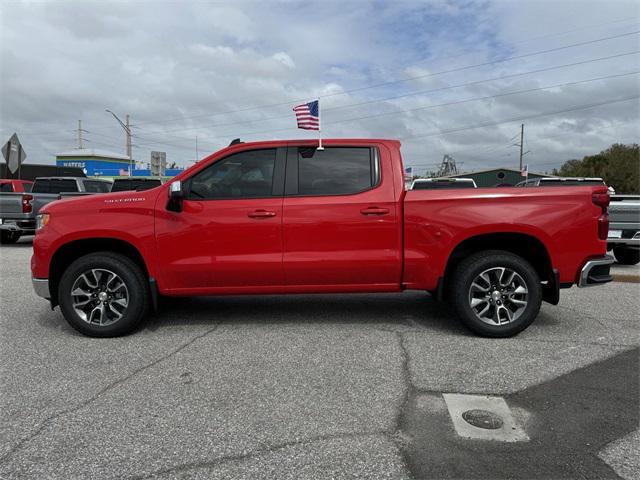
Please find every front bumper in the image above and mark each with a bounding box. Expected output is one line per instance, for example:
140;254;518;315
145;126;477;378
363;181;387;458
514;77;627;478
32;278;50;299
577;255;614;287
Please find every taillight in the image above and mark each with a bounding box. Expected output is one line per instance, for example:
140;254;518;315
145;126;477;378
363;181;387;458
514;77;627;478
598;215;609;240
22;194;33;214
592;189;609;240
592;192;610;210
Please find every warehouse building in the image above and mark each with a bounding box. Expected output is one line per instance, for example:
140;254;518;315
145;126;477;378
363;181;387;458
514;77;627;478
55;149;183;178
448;168;552;187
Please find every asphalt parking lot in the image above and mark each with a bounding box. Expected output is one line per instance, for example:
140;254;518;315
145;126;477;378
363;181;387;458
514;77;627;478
1;237;638;480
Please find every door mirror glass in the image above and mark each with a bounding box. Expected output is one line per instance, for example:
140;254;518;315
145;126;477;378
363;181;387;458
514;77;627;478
167;180;183;212
169;180;183;199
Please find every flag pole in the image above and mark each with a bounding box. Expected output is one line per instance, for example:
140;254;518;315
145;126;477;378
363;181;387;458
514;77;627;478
317;98;324;150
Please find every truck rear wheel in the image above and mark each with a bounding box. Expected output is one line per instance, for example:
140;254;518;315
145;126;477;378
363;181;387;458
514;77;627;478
0;231;20;244
449;250;542;337
58;252;149;337
613;246;640;265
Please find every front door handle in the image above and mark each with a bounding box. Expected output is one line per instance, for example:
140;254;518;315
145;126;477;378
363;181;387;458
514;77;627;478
360;207;389;216
248;209;277;219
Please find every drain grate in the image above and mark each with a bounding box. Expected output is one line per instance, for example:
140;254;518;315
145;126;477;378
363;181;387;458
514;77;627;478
443;393;529;442
462;409;504;429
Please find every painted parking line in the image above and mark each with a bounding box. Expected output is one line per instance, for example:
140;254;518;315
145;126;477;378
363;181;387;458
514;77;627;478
443;393;529;442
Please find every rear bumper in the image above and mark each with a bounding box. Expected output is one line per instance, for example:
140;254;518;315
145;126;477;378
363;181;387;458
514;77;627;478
607;238;640;248
32;278;50;299
578;255;614;287
0;218;36;234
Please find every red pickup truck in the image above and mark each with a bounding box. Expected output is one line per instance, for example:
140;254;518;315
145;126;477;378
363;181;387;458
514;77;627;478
31;139;613;338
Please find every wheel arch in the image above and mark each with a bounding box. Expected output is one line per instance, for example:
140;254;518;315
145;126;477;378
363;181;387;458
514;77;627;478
441;232;555;301
49;238;150;306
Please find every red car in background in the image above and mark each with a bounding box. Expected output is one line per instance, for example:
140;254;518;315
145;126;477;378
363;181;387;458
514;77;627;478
0;179;33;193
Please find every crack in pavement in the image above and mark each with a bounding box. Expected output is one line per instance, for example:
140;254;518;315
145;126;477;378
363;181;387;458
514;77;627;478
131;430;389;479
0;321;224;465
133;330;418;479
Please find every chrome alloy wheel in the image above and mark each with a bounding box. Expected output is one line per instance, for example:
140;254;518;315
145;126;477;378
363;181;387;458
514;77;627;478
468;267;528;326
70;269;129;326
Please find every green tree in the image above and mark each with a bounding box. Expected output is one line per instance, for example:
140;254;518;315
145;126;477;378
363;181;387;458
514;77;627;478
552;144;640;194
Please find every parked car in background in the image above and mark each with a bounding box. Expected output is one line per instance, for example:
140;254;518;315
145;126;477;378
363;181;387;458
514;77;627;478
607;195;640;265
516;177;608;188
0;179;33;193
110;178;162;192
31;177;112;195
0;177;111;244
32;139;612;338
410;177;477;189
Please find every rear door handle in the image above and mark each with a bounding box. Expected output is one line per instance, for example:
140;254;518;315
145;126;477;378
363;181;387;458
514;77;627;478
248;209;277;218
360;207;389;216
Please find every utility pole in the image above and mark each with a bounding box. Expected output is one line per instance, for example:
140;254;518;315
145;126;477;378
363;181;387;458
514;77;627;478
106;109;133;176
125;115;132;161
519;123;524;172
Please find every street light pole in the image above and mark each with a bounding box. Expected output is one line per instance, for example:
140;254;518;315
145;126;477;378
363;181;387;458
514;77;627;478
106;109;133;176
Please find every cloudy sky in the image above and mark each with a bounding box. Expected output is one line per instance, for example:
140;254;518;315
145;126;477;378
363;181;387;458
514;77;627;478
1;0;639;175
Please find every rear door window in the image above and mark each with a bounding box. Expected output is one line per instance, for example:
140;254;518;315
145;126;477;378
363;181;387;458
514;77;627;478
0;183;13;192
295;147;378;196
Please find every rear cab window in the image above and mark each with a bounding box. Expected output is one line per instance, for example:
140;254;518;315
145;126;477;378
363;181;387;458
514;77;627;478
83;180;111;193
32;179;79;194
412;181;475;190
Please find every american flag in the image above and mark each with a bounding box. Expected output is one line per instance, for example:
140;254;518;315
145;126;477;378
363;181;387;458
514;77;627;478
293;100;319;130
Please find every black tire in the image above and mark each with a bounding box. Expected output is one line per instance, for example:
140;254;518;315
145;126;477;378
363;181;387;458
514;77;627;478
613;246;640;265
0;231;20;244
449;250;542;338
58;252;149;337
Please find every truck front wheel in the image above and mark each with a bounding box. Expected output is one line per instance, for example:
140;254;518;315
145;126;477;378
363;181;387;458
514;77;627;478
613;246;640;265
58;252;149;337
449;250;542;337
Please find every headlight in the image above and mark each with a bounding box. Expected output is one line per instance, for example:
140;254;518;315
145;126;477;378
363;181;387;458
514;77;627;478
36;213;50;231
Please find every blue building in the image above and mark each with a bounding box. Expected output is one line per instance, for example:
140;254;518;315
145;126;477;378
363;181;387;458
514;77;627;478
55;149;184;178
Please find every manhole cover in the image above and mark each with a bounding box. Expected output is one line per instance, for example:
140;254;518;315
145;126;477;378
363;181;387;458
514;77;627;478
462;409;504;429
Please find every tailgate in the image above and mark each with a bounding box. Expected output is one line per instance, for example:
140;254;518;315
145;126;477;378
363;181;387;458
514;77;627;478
0;193;25;215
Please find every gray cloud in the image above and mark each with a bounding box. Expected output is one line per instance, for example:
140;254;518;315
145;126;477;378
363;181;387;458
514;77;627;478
1;0;638;174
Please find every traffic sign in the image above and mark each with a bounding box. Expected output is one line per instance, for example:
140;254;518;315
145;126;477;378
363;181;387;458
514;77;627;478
2;133;27;174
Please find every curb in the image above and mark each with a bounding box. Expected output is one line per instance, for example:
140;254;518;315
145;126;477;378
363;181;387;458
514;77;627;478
611;273;640;283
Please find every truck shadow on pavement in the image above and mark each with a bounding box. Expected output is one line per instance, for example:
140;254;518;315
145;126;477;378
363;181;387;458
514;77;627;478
145;292;472;336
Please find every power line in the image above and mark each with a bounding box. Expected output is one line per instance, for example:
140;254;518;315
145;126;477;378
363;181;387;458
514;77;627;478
131;29;640;128
400;95;640;141
135;50;639;138
16;31;640;140
135;70;639;145
401;16;637;69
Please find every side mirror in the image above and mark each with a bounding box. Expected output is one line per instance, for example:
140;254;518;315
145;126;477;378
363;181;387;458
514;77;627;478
167;180;184;212
169;180;183;199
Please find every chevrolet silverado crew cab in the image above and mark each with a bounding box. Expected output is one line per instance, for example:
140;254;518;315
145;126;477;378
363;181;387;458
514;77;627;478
31;139;613;338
